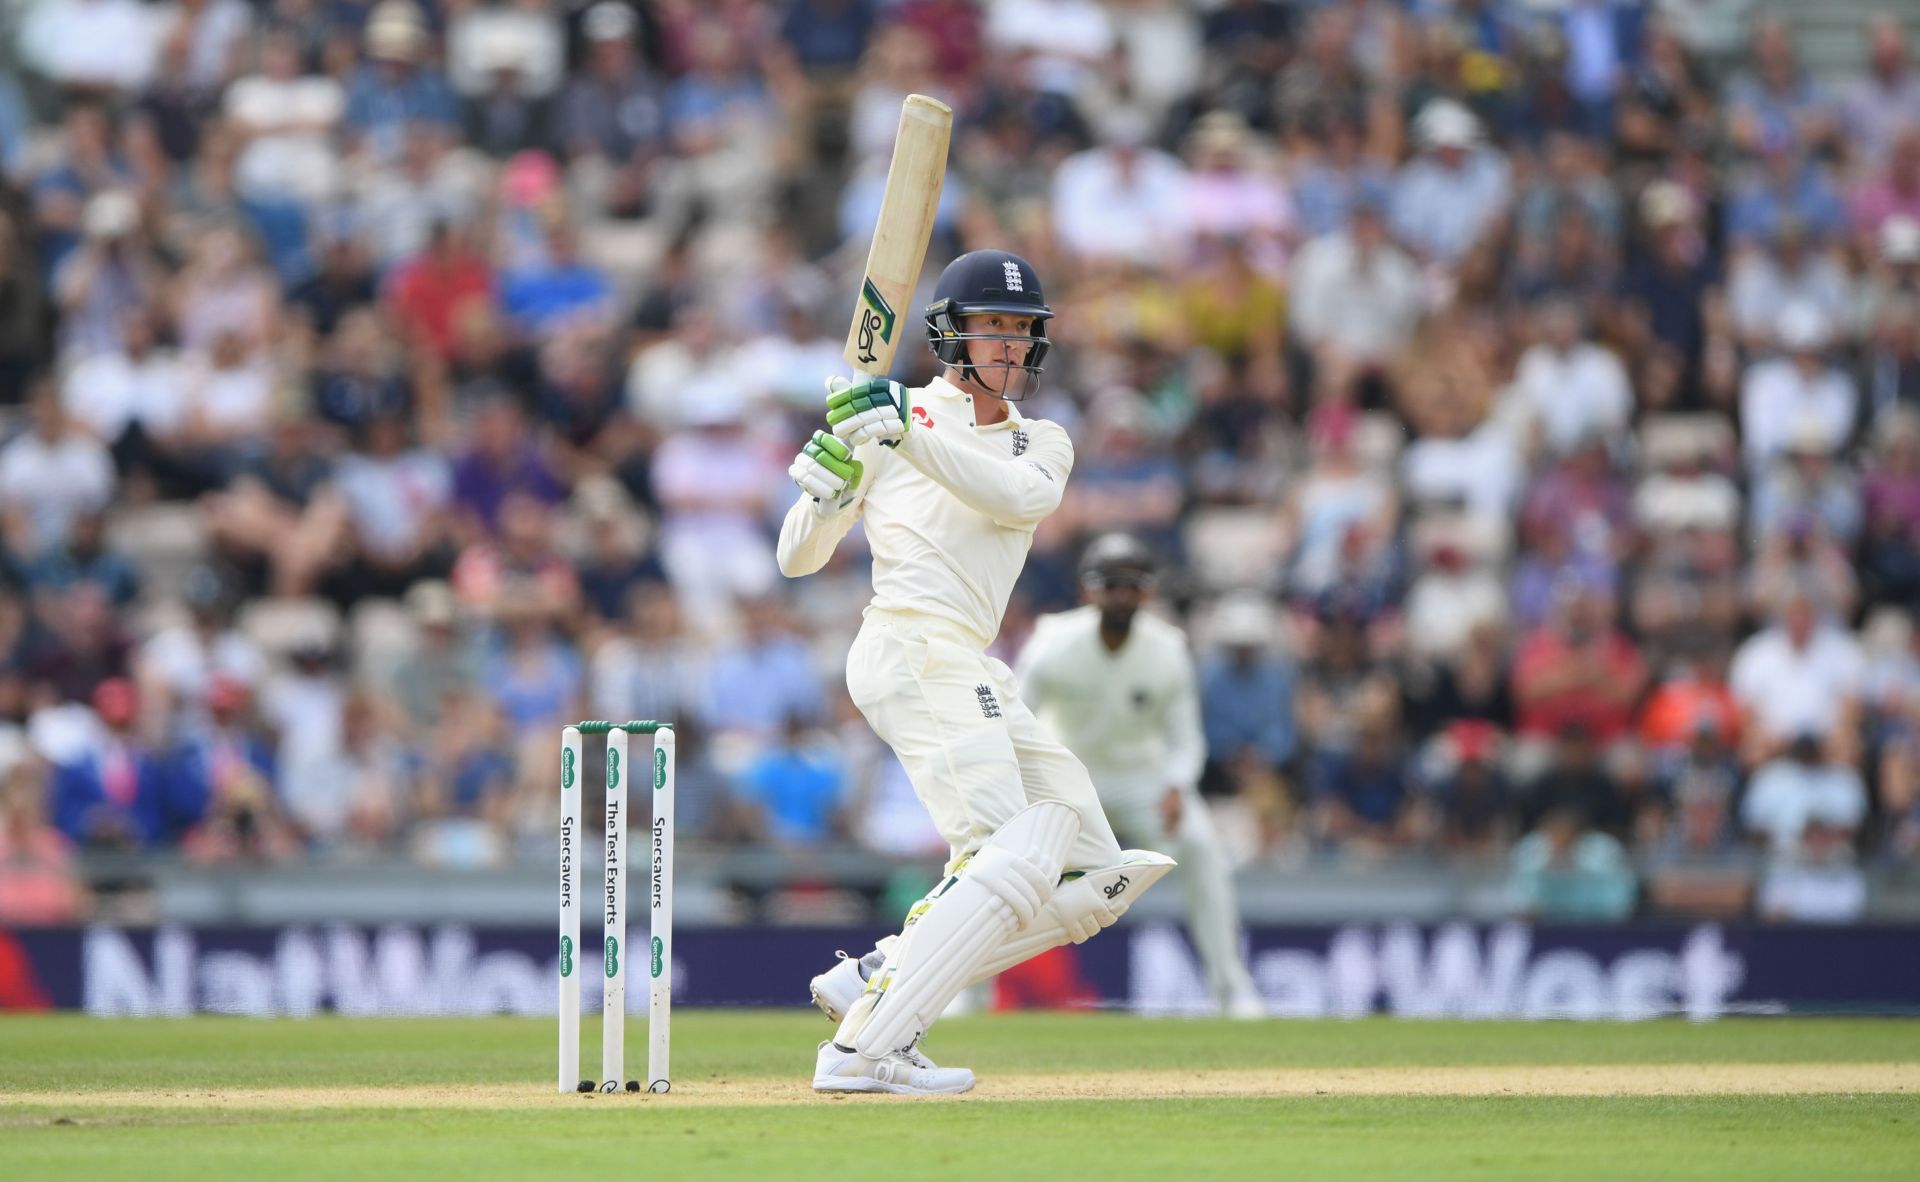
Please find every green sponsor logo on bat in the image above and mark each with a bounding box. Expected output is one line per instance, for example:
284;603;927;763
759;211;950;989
863;280;897;343
854;279;897;366
605;936;619;977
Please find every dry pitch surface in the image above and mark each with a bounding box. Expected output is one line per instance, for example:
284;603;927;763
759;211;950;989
3;1014;1916;1180
12;1061;1917;1110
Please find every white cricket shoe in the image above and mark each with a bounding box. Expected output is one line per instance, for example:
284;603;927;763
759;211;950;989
808;954;867;1022
809;936;895;1022
812;1041;976;1095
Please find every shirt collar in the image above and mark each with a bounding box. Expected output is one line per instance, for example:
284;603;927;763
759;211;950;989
923;374;1025;428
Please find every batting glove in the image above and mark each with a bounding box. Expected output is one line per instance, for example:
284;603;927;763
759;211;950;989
790;430;864;505
825;376;911;449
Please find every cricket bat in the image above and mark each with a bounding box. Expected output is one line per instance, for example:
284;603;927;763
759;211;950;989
844;94;953;378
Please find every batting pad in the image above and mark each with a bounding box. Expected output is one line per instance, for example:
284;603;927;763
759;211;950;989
971;849;1176;982
842;801;1080;1056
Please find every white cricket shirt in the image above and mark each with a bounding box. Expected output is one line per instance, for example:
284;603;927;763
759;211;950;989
776;375;1072;648
1014;605;1206;799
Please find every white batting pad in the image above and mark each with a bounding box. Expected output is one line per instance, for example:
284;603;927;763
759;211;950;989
839;801;1080;1057
971;849;1176;982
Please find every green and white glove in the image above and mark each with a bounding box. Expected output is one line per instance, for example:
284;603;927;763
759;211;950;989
825;375;911;449
789;429;864;505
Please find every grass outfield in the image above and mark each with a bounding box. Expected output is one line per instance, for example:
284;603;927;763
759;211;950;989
2;1013;1916;1179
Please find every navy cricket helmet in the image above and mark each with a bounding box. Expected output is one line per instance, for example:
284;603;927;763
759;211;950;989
924;250;1053;399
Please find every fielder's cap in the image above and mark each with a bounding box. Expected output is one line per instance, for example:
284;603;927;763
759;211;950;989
1079;532;1157;586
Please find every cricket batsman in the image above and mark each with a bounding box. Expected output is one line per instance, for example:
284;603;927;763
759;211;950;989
1017;534;1266;1018
778;250;1175;1094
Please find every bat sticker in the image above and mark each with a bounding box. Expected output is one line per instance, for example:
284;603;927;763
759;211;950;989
855;279;898;366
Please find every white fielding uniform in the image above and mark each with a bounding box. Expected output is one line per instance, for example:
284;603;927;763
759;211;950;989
1016;605;1262;1011
776;375;1123;874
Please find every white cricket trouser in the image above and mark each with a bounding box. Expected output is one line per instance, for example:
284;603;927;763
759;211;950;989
1097;779;1259;1009
846;610;1124;875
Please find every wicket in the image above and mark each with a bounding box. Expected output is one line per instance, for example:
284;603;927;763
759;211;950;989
559;720;675;1094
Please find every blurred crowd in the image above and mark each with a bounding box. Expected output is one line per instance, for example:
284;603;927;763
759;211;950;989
1;0;1919;929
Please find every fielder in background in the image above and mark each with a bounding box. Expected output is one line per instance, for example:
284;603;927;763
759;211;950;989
779;250;1175;1095
1017;535;1266;1019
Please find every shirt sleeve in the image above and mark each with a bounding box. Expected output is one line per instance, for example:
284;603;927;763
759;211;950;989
1161;635;1207;792
895;417;1071;528
776;437;887;576
775;490;863;578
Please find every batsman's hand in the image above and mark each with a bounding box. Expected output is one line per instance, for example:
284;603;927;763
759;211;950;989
825;375;911;449
790;430;864;505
